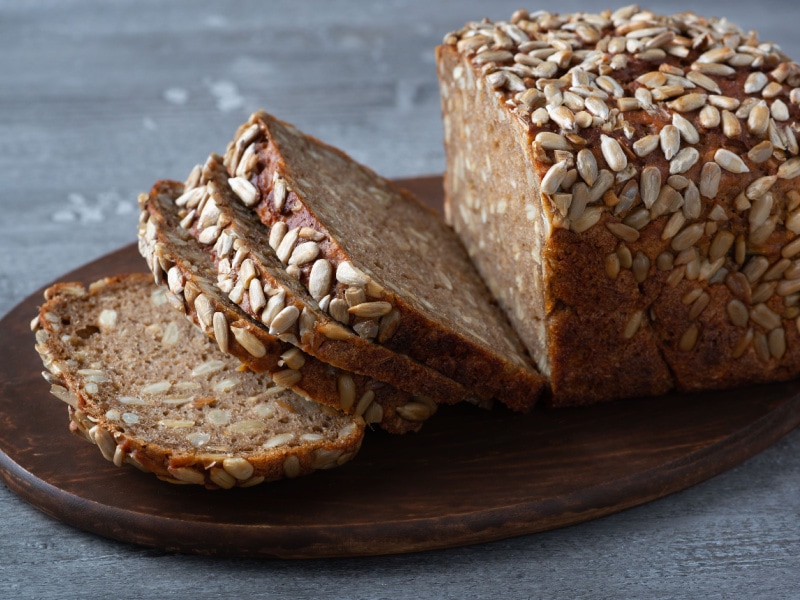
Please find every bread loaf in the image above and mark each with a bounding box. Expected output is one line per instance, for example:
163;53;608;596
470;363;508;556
218;111;545;411
32;274;365;488
437;8;800;404
139;179;435;433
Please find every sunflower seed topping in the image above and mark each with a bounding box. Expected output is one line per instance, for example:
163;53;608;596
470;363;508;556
268;305;300;336
600;135;627;172
336;261;370;286
228;177;259;207
714;149;749;173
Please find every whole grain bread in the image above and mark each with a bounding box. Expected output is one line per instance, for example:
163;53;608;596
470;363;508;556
437;7;800;405
171;155;488;409
139;179;435;433
216;111;544;411
32;274;365;488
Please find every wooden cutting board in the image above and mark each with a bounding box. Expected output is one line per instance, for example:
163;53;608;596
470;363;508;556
1;176;799;559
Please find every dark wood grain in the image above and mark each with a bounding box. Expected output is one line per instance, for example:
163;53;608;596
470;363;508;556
1;176;799;559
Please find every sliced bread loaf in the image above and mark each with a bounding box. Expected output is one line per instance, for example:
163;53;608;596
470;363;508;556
170;156;483;408
139;179;435;433
218;111;544;411
32;274;365;488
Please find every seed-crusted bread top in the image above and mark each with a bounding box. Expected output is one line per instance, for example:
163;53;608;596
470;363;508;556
437;7;800;404
218;110;544;411
139;179;435;434
174;156;484;410
32;274;365;489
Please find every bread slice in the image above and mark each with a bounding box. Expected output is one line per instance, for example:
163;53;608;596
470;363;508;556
217;111;544;411
436;8;800;404
32;274;365;488
139;179;435;434
169;156;485;410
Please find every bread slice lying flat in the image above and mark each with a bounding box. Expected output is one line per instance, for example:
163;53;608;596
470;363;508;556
172;156;481;412
217;111;544;411
32;274;365;488
139;179;435;433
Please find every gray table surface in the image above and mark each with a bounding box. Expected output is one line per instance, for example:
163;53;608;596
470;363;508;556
3;1;800;598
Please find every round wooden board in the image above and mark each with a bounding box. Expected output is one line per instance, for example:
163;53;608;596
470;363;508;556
2;176;800;559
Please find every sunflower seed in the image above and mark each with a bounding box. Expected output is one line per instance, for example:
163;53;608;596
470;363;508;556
778;278;800;296
474;49;513;64
271;174;287;213
396;401;434;422
605;253;621;279
328;298;350;324
679;324;699;351
212;312;229;354
607;222;640;242
714;149;749;173
307;259;333;301
268;221;288;251
540;160;570;194
667;93;707;112
228;177;259;207
275;227;300;264
288;241;320;267
348;301;393;318
709;95;740;111
747;101;770;136
269;305;300;336
751;303;782;330
661;212;686;240
534;132;572;150
576;149;598;186
771;99;790;121
337;374;356;410
769;328;787;359
336;261;370;286
271;369;302;388
672;113;699;144
762;81;783;99
228;326;265;358
319;321;354;340
686;70;721;93
720;110;741;138
261;290;285;327
746;176;778;200
549;105;577;131
632;251;650;283
744;71;769;94
600;135;627;172
633;134;660;157
194;294;214;328
671;222;705;252
660;125;680;160
670;147;700;174
640;166;661;208
749;193;774;229
778;157;800;179
747;141;774;164
698;105;721;128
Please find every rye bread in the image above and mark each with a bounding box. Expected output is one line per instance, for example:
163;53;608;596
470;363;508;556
217;111;544;411
32;274;365;488
139;179;437;434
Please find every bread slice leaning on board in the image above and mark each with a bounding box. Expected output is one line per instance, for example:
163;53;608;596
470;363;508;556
139;179;436;434
218;111;546;412
32;274;365;489
437;7;800;405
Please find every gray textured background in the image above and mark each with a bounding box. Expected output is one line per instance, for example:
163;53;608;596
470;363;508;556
2;1;800;598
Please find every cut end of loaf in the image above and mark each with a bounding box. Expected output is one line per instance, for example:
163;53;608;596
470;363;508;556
438;8;800;404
